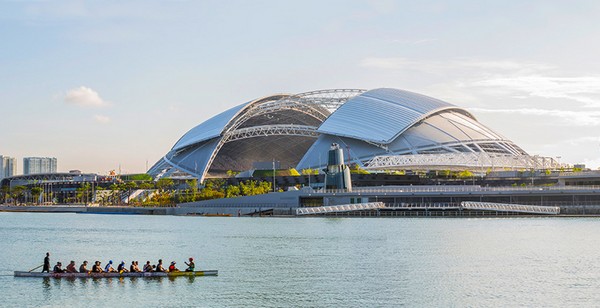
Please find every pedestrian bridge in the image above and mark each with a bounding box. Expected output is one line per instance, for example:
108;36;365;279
296;201;560;216
296;202;385;216
461;201;560;215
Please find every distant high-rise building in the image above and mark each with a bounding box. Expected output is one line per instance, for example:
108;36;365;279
23;157;57;175
0;155;16;179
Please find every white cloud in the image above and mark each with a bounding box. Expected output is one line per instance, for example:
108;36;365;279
361;57;600;108
360;57;553;74
470;107;600;126
64;86;109;107
471;76;600;108
93;115;111;124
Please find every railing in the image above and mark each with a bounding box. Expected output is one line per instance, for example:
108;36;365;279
296;202;385;216
314;185;600;194
386;202;460;209
461;201;560;214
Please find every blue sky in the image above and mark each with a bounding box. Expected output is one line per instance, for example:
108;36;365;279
1;0;599;173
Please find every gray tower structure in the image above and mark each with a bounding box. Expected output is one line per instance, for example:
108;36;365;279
323;143;352;191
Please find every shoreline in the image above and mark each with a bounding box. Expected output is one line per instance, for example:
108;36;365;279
2;204;600;218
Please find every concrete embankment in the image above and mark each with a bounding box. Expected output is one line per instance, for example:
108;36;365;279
0;205;174;215
3;204;600;217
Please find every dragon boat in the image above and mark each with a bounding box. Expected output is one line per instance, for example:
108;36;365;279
14;270;218;278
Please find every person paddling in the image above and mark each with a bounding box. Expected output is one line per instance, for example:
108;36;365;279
168;261;179;272
79;261;89;273
117;261;129;273
53;262;65;273
66;261;78;273
133;261;141;272
105;260;116;273
155;259;167;272
185;257;195;272
143;261;153;272
42;252;50;273
92;261;103;273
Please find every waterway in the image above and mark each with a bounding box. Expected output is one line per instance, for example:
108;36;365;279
1;213;600;307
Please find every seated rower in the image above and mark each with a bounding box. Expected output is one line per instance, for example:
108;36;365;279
155;259;167;272
104;260;116;273
66;261;78;273
117;261;129;273
92;261;104;273
143;261;153;272
53;262;65;273
168;261;179;272
79;261;89;273
185;257;195;272
130;261;136;272
133;261;142;272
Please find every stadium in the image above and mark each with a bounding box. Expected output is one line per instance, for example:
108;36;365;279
148;88;560;182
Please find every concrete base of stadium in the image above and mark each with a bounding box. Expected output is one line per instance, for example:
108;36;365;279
3;184;600;217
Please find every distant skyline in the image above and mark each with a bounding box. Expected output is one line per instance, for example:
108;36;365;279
1;0;599;174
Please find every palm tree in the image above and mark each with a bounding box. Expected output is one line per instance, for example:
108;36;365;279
30;187;43;205
0;185;9;204
10;186;26;205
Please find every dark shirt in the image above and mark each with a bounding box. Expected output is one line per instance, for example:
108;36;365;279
79;264;88;273
92;265;102;273
53;265;64;273
42;256;50;272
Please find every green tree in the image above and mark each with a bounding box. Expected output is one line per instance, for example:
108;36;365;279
225;185;241;198
10;186;27;205
30;186;43;205
109;183;121;205
139;182;154;189
301;168;319;175
124;182;138;204
226;170;239;177
457;170;474;178
1;185;9;204
288;168;300;176
156;178;174;192
349;164;369;174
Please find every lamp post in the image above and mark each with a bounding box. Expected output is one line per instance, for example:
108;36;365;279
272;159;276;193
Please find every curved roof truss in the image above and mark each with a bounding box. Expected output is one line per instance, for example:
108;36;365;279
166;89;367;181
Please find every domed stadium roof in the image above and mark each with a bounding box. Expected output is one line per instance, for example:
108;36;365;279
148;88;530;182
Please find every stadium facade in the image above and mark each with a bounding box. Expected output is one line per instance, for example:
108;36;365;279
148;88;559;182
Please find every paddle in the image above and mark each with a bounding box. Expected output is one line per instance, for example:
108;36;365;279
28;264;44;272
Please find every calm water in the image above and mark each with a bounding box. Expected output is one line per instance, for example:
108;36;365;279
2;213;600;307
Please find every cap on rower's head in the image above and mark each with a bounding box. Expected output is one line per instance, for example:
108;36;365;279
189;257;193;261
171;261;176;264
70;261;75;263
83;261;88;264
108;260;113;264
120;261;125;264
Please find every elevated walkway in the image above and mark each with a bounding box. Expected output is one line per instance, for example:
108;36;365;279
461;201;560;215
296;202;385;216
